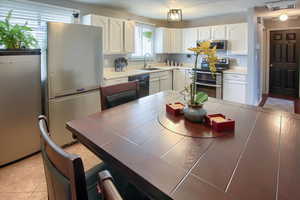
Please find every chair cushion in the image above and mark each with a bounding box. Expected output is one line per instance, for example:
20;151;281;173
106;90;137;108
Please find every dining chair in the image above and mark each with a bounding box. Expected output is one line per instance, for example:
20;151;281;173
38;115;123;200
100;81;139;110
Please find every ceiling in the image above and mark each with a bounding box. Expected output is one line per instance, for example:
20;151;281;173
70;0;277;20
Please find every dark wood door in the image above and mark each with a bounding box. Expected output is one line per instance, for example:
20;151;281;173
270;30;299;97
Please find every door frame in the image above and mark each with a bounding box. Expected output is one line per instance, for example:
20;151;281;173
265;27;300;98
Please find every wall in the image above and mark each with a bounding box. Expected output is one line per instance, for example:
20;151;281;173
162;53;247;68
264;17;300;29
28;0;167;27
247;8;262;105
167;12;247;28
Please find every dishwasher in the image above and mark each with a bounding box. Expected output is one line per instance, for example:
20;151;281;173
128;74;150;98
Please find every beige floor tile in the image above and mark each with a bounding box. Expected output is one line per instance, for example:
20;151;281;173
0;192;31;200
0;143;101;197
28;191;47;200
65;143;102;171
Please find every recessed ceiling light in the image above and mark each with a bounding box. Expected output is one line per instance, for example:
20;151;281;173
279;13;289;21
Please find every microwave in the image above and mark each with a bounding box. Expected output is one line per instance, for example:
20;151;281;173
197;40;227;51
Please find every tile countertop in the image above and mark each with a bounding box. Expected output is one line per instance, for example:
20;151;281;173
103;64;186;80
103;64;248;80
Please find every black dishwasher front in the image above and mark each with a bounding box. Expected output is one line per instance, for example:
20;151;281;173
128;74;149;98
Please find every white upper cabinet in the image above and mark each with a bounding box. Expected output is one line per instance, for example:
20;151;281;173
108;18;124;54
182;28;198;53
155;27;171;54
83;14;135;55
198;26;211;41
211;25;227;40
227;23;248;55
124;20;135;53
82;14;109;54
169;29;183;53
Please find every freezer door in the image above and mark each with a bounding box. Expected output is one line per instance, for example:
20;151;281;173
0;55;41;166
47;22;103;98
48;90;101;146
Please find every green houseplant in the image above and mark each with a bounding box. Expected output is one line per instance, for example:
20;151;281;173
0;10;38;49
182;41;218;123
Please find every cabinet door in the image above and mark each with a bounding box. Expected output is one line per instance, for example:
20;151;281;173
124;20;135;53
173;69;186;91
82;15;109;54
223;80;247;104
211;25;227;40
150;78;160;95
185;69;193;88
198;26;211;41
155;28;171;54
182;28;198;53
227;23;248;55
160;71;173;91
109;18;124;54
170;29;182;53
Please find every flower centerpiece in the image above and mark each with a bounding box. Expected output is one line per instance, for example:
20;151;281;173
183;41;218;123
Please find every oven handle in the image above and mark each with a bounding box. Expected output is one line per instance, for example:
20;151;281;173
196;82;222;88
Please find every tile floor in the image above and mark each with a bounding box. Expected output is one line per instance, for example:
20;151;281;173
0;143;102;200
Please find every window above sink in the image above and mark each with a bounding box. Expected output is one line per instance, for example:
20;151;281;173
130;23;155;60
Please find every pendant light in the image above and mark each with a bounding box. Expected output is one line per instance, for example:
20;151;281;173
167;9;182;22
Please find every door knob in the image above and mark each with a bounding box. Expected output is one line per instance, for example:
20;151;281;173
270;64;273;67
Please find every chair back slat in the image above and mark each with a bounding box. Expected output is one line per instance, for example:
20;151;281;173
38;116;88;200
100;81;139;110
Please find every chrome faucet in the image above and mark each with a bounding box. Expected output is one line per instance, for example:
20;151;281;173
144;53;152;69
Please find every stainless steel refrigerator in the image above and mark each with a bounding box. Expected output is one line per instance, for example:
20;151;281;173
0;50;42;166
44;22;103;146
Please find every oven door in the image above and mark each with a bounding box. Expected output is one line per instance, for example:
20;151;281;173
196;83;222;99
196;71;222;99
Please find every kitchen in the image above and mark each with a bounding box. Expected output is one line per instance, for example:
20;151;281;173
1;0;300;200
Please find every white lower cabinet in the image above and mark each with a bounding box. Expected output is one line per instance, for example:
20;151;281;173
160;71;173;91
223;73;247;104
173;69;186;91
150;71;173;95
149;77;160;95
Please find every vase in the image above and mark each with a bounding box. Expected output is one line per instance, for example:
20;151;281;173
183;104;207;123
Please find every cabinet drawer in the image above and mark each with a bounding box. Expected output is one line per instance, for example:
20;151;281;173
223;73;247;82
104;77;128;86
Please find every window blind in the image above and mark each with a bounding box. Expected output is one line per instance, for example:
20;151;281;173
0;0;78;50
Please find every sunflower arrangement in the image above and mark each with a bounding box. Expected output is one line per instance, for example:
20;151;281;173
185;41;218;106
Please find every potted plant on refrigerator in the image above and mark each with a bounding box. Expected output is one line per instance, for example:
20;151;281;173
183;41;218;123
0;10;38;51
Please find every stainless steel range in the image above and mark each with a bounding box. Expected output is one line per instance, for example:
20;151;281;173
196;57;230;99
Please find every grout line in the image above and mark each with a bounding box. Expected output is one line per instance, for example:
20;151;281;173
170;140;215;195
224;112;259;193
275;114;283;200
160;135;185;159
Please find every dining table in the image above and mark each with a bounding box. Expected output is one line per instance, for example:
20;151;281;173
66;91;300;200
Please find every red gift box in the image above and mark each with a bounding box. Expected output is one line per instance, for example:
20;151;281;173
205;114;235;132
166;102;185;116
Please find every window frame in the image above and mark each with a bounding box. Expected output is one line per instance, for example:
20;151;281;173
130;22;155;61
